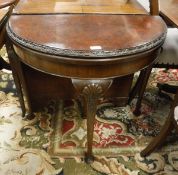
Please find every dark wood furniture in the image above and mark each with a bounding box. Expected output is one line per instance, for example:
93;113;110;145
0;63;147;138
6;0;167;162
131;0;178;157
8;0;150;115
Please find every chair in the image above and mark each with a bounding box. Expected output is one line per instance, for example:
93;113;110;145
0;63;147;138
0;0;18;70
140;29;178;156
130;28;178;115
129;1;178;157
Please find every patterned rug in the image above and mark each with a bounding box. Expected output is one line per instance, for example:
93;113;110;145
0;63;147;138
1;48;178;175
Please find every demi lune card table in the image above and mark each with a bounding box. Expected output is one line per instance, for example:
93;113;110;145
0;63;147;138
6;0;167;162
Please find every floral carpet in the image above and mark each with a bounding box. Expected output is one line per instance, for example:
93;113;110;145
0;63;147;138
1;48;178;174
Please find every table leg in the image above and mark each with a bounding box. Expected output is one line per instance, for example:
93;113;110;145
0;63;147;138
128;69;146;104
72;79;112;163
133;65;152;116
16;59;35;119
6;40;26;117
6;39;35;119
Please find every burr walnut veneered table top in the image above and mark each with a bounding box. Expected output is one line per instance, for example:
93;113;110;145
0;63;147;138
13;0;147;14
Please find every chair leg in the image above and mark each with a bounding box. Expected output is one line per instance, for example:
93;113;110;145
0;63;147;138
141;112;174;156
141;89;178;157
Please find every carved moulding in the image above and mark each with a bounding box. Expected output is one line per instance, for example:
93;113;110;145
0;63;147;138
6;23;166;58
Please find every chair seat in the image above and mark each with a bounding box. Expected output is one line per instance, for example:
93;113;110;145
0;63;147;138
155;28;178;68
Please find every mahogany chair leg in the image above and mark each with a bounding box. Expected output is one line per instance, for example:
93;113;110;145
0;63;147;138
141;112;174;156
141;90;178;157
133;65;152;116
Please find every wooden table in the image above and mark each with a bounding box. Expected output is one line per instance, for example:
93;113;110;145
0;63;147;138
6;0;167;162
141;0;178;157
8;0;149;113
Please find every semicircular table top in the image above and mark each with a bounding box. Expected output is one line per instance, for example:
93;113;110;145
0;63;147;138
0;0;16;9
7;14;167;58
